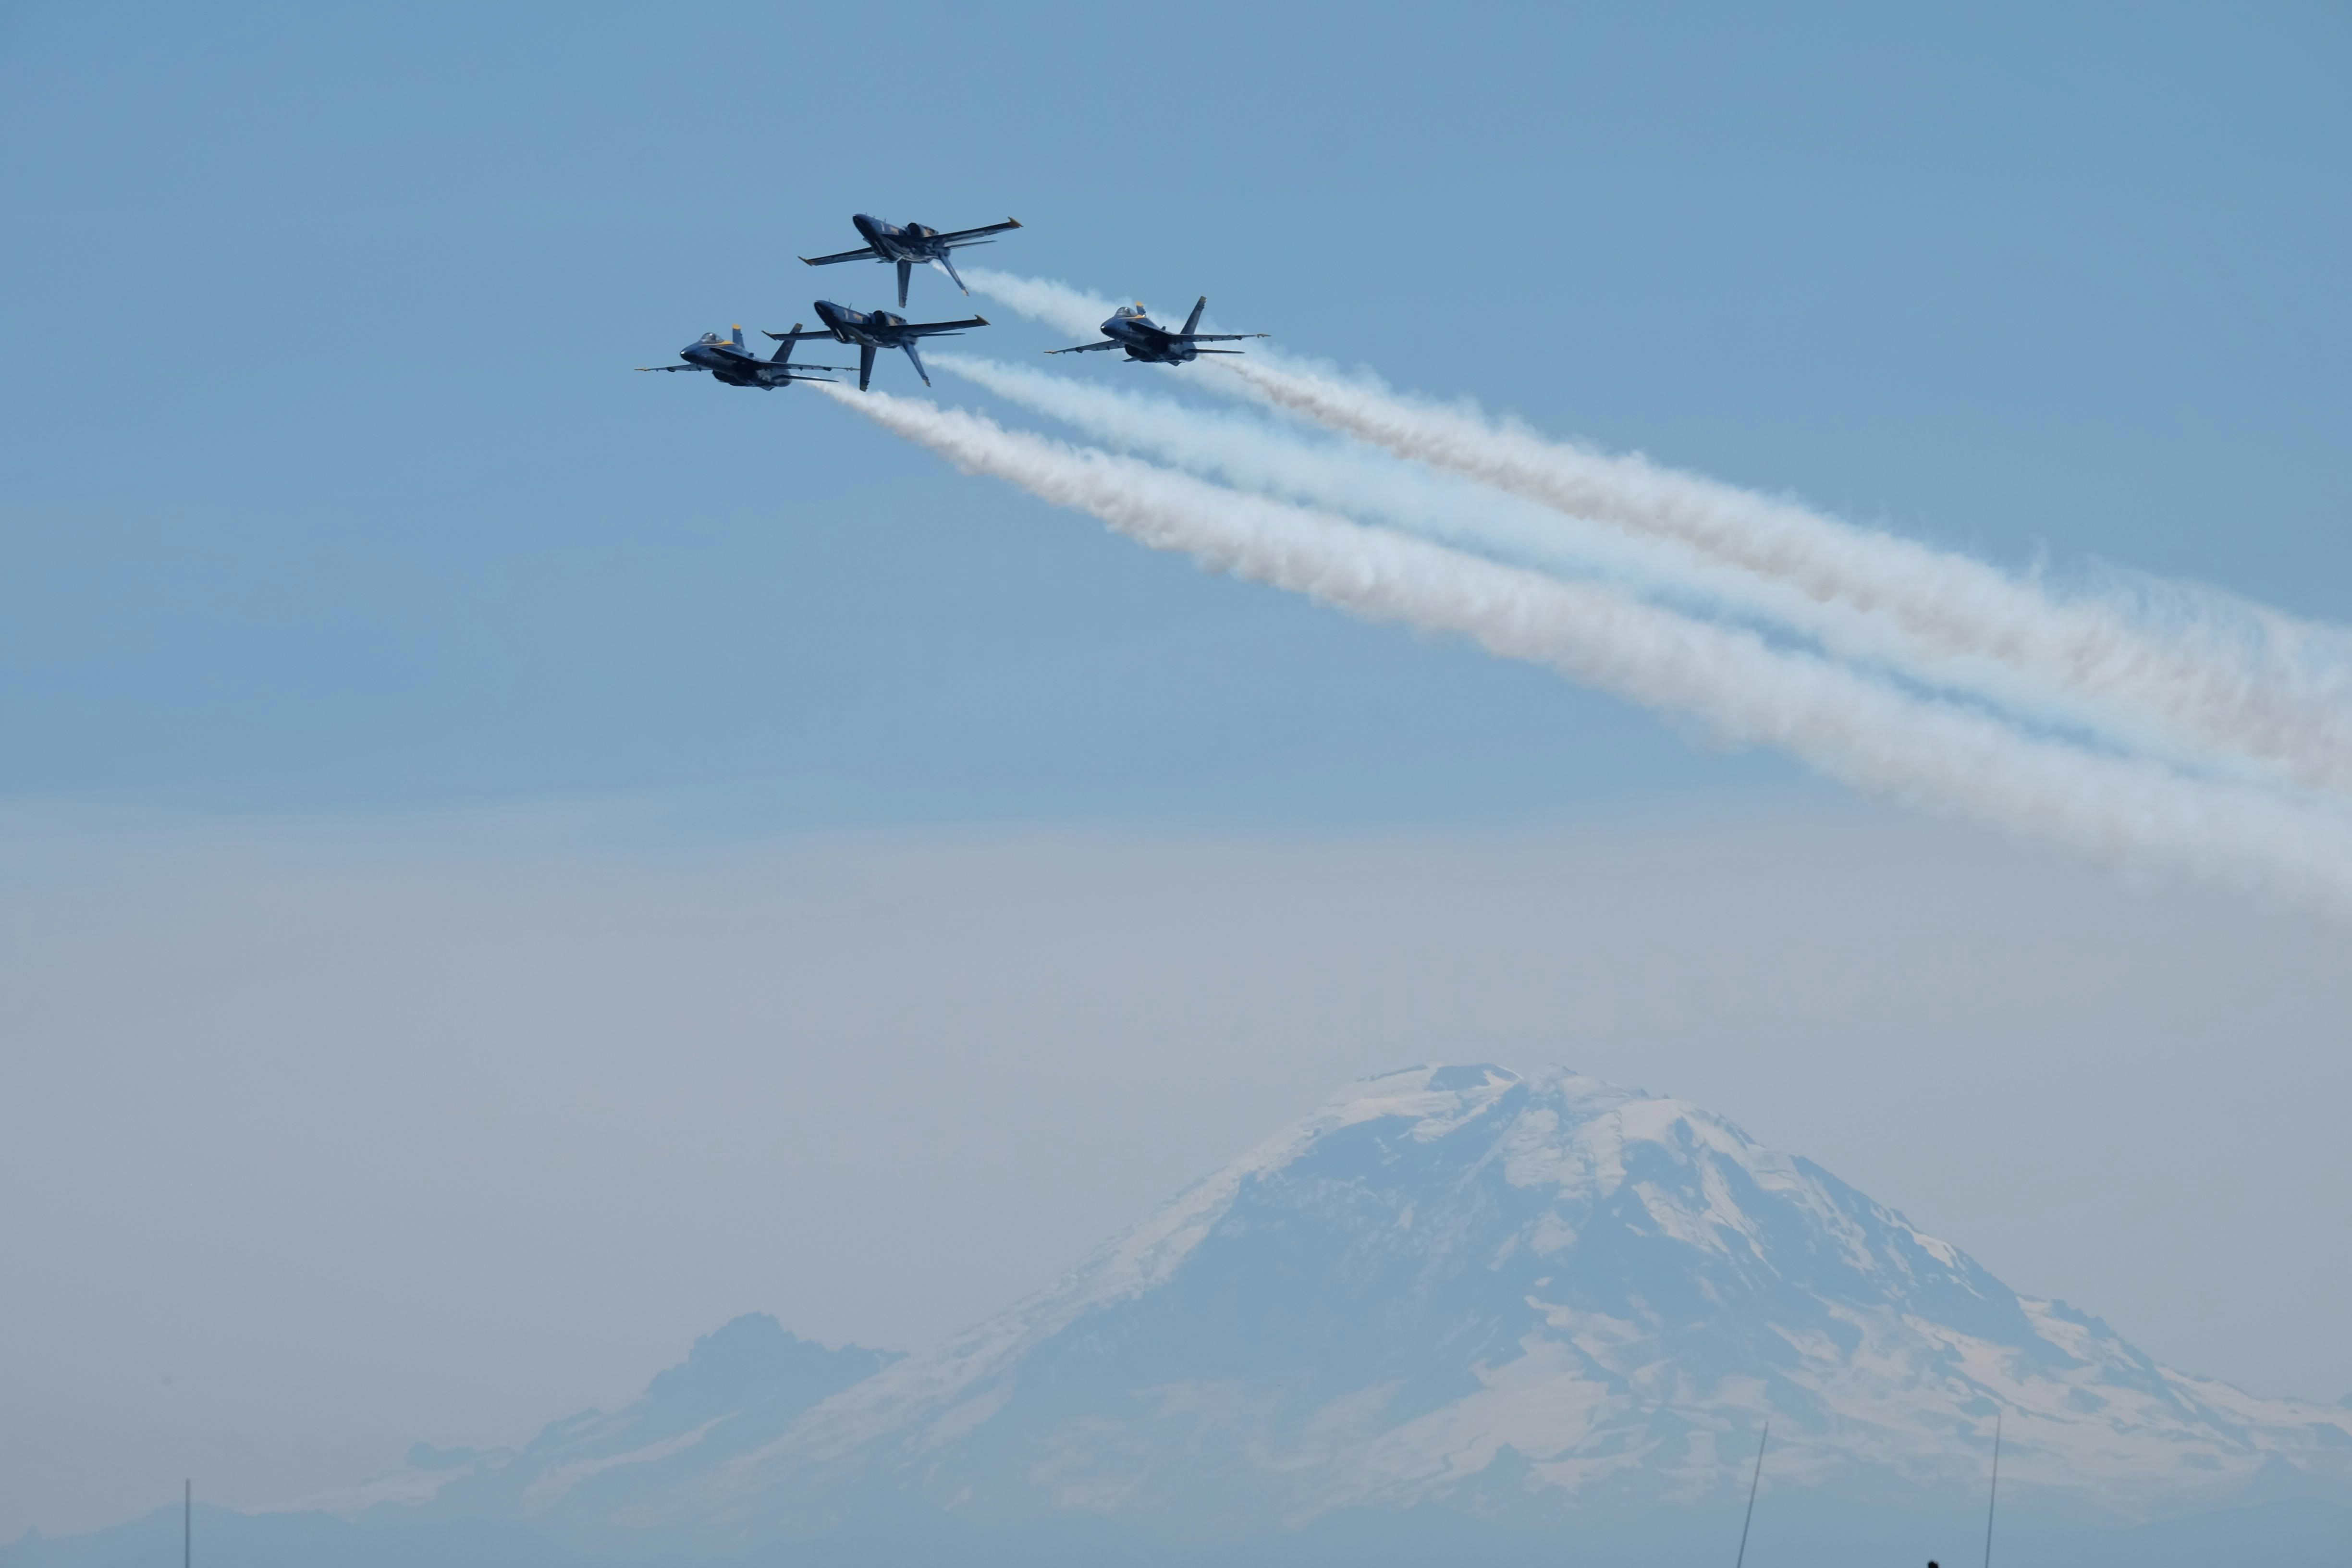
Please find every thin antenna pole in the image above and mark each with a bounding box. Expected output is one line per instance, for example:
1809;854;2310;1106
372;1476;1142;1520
184;1479;191;1568
1734;1421;1768;1568
1982;1412;2002;1568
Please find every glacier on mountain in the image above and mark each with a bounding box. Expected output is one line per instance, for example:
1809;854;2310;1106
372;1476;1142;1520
322;1066;2352;1546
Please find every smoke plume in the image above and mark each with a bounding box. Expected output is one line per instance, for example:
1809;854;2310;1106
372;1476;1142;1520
813;382;2352;915
961;267;2352;796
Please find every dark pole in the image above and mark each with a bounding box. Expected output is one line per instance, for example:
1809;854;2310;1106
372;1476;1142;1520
1981;1412;2001;1568
1734;1422;1768;1568
183;1479;190;1568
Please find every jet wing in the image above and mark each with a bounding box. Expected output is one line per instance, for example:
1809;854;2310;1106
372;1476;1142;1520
935;218;1022;247
801;246;882;266
1044;340;1119;355
635;364;705;372
1180;332;1270;343
899;315;990;337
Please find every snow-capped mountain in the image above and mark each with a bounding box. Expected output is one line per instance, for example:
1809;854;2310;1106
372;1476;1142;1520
338;1066;2352;1546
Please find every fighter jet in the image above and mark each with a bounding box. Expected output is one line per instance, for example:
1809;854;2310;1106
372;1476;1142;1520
801;214;1023;307
635;324;844;388
808;300;989;391
1045;298;1266;364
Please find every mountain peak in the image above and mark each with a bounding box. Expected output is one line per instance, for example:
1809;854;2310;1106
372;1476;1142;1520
669;1063;2344;1536
325;1065;2350;1544
628;1314;896;1444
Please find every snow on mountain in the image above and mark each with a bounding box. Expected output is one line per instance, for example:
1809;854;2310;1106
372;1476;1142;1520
339;1066;2352;1545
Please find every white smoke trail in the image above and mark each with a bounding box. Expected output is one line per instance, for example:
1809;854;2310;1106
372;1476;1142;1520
1223;358;2352;796
934;350;1759;597
961;268;1120;339
932;354;2286;762
961;267;2352;797
812;381;2352;916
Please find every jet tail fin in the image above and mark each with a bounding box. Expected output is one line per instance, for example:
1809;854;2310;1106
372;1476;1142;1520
902;341;931;386
771;323;805;362
934;253;970;295
1181;296;1207;336
730;324;746;350
895;257;913;307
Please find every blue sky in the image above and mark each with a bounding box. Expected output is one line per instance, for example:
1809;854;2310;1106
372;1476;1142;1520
4;0;2350;1543
4;1;2343;824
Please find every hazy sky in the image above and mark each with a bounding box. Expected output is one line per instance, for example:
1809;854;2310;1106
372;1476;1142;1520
5;803;2347;1538
2;0;2347;1545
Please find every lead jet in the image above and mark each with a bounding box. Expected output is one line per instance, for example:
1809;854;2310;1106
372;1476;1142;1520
808;299;989;391
635;323;844;388
800;214;1023;307
1045;297;1266;365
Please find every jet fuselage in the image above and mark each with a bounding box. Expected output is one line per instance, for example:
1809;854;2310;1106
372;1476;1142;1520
679;340;790;387
812;299;917;347
1098;312;1199;363
851;214;949;263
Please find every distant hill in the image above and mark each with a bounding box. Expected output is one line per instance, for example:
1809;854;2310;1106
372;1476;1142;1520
306;1311;898;1527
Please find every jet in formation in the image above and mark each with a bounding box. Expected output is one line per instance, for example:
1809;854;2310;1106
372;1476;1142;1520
801;214;1024;306
809;300;990;391
635;324;844;388
1046;297;1267;364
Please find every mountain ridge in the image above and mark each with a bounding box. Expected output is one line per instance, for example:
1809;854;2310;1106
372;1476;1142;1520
306;1063;2347;1548
296;1316;896;1524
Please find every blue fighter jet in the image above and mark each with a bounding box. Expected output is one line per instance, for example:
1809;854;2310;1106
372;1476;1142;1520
1045;297;1266;364
801;214;1022;307
808;300;989;391
636;323;843;388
